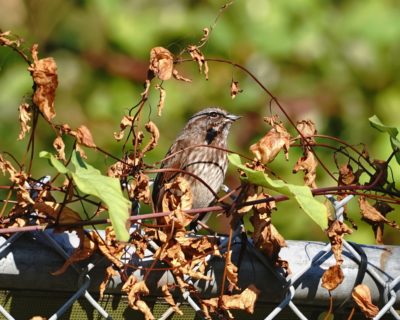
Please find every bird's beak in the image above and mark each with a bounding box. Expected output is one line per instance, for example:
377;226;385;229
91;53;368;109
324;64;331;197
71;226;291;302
226;113;241;122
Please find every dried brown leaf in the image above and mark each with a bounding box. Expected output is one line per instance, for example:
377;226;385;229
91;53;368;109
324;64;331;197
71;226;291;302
33;201;81;226
99;266;118;299
53;136;66;161
122;279;154;319
230;80;243;99
161;285;183;315
221;284;260;314
225;250;239;290
359;197;388;224
338;163;358;186
114;115;134;141
187;45;209;80
293;150;318;188
155;84;166;116
90;227;125;268
134;300;154;320
161;176;193;213
326;220;352;264
296;120;317;143
200;27;210;43
172;69;192;82
321;264;344;291
73;125;96;148
28;44;58;122
18;103;31;140
0;31;21;47
250;116;291;163
149;47;174;81
129;173;151;204
352;284;379;318
202;285;260;317
142;121;160;154
52;234;97;275
359;197;399;244
0;153;17;177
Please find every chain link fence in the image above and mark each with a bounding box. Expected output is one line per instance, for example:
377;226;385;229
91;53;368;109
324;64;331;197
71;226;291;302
0;195;399;319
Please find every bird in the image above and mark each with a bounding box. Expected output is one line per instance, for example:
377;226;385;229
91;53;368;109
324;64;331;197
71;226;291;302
152;107;240;225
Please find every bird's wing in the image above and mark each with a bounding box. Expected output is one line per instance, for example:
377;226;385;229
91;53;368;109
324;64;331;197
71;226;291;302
152;138;186;210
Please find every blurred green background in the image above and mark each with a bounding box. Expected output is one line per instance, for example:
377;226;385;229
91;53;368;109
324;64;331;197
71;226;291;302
0;0;399;244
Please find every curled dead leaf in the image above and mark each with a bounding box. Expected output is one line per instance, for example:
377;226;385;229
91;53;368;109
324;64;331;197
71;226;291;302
18;103;31;140
225;250;239;290
293;149;318;188
321;264;344;291
296;120;317;143
114;115;134;141
155;84;166;116
161;176;193;213
230;80;243;99
339;163;359;186
187;45;209;80
200;27;210;43
28;44;58;122
202;285;260;317
73;125;96;148
326;220;352;264
89;227;125;268
99;266;118;299
142;121;160;154
129;173;151;204
352;284;379;318
149;47;174;81
172;69;192;82
221;284;260;314
53;136;66;161
0;31;21;47
52;232;97;275
359;197;399;244
33;201;81;227
359;197;389;224
250;116;291;164
161;285;183;315
122;279;154;319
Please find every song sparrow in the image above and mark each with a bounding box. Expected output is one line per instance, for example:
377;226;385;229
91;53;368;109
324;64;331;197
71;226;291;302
152;107;240;222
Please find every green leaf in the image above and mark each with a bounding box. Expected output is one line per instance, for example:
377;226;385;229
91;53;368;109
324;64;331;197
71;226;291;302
369;115;400;164
228;153;328;230
39;151;69;174
41;150;131;241
369;115;398;138
390;136;400;165
70;151;130;241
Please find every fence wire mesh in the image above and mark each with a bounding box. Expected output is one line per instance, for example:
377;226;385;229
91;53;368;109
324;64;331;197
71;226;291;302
0;194;399;319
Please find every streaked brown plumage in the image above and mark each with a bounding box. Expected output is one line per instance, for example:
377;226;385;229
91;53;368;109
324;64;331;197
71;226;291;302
152;107;240;220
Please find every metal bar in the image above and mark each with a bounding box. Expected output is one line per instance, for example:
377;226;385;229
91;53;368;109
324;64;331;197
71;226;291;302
48;276;91;320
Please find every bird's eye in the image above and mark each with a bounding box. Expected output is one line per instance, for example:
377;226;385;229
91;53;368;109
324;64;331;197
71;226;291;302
209;112;218;118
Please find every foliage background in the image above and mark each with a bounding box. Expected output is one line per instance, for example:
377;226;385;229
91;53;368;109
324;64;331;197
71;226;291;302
0;0;399;243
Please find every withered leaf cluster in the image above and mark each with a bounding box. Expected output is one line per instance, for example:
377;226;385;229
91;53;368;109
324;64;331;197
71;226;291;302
28;44;58;123
146;46;191;116
322;220;352;292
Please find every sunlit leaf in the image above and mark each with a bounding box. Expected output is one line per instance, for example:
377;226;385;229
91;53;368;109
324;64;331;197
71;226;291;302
228;154;328;229
40;151;68;174
70;151;130;241
40;151;130;241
